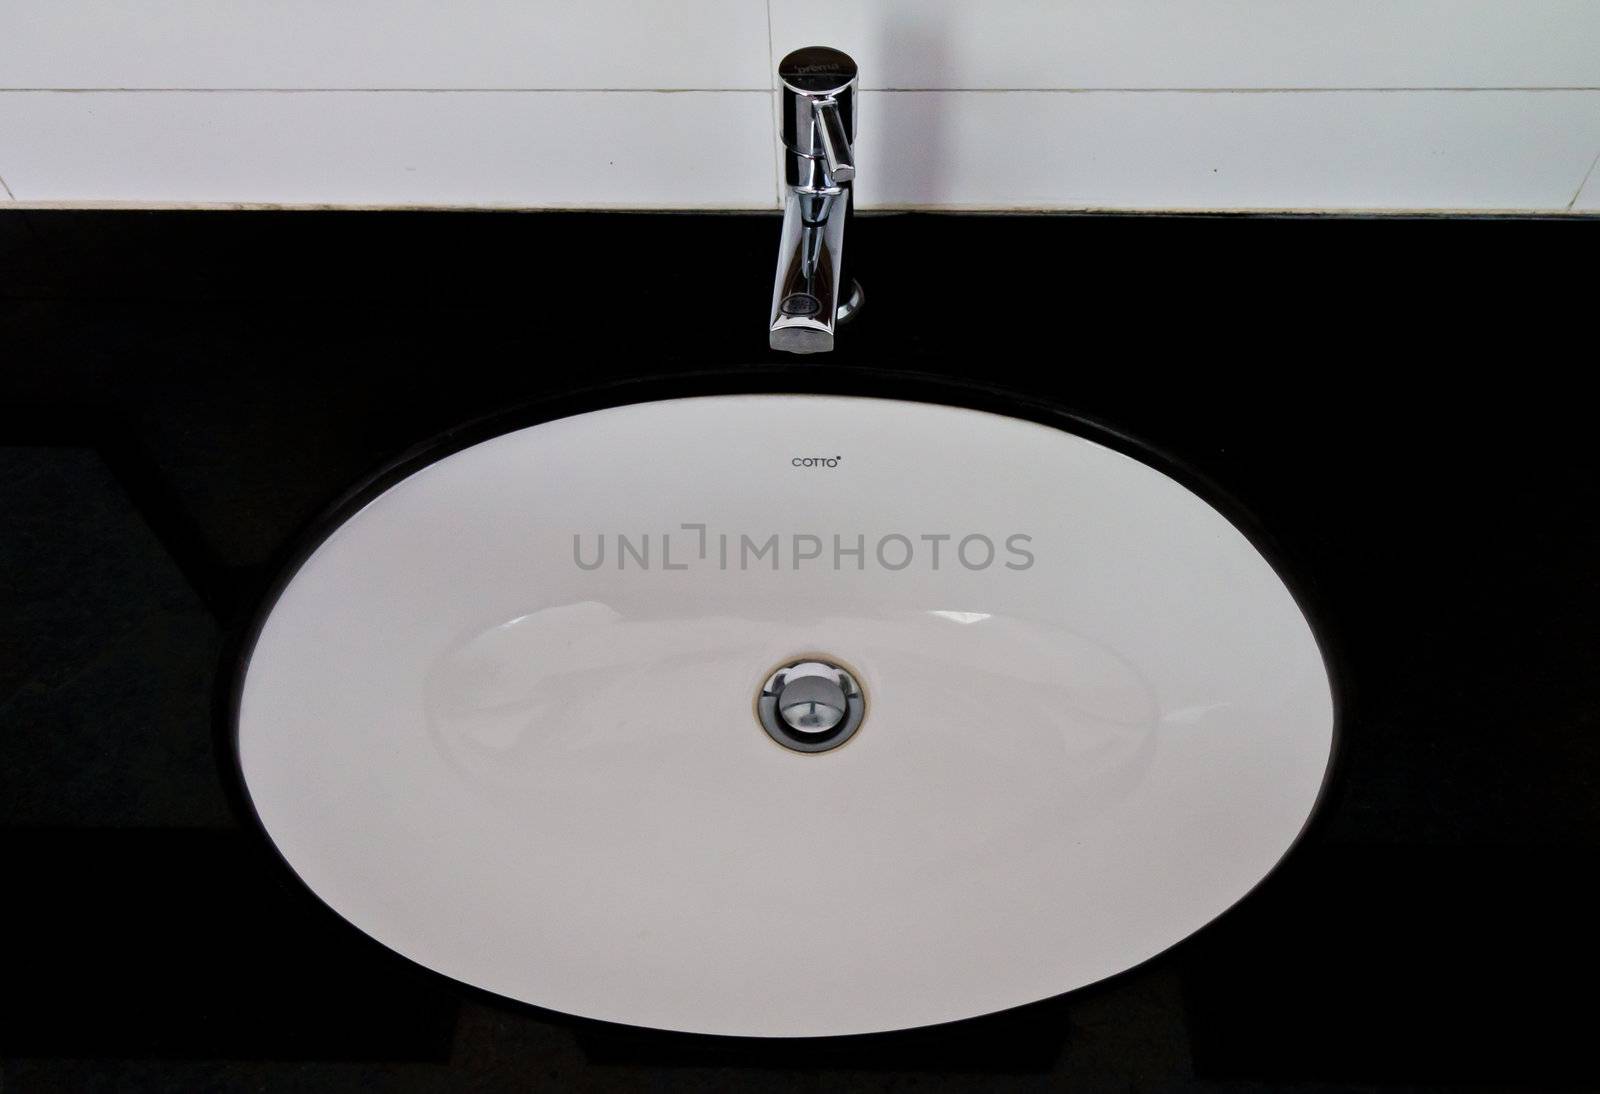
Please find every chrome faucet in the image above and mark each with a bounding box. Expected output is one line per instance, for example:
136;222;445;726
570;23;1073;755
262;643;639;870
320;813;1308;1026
770;46;862;354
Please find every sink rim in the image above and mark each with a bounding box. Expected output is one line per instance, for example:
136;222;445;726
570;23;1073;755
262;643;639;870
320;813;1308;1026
214;367;1346;1041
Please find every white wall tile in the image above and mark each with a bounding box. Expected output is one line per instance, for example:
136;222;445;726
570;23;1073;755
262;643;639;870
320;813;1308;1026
0;1;770;90
853;90;1600;211
3;87;1597;212
771;1;1600;89
0;91;775;207
3;2;1597;213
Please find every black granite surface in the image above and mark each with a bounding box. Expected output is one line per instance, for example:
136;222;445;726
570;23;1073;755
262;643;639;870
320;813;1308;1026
2;209;1597;1091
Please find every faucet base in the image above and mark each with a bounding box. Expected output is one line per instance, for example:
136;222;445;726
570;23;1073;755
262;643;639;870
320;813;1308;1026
836;279;865;325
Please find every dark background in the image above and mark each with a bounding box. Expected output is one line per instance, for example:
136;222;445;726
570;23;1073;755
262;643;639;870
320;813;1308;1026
2;209;1597;1091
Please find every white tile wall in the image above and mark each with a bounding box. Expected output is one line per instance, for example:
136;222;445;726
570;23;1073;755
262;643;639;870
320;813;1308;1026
0;1;770;89
769;1;1600;90
857;91;1600;211
0;92;776;208
1;2;1598;212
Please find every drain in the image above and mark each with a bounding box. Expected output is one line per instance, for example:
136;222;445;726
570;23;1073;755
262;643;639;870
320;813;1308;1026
757;658;866;753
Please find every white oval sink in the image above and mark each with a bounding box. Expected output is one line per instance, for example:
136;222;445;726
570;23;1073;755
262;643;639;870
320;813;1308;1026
235;394;1333;1038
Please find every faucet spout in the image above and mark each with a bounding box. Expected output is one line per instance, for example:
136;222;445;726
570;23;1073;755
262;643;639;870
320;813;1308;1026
769;47;860;355
770;189;850;354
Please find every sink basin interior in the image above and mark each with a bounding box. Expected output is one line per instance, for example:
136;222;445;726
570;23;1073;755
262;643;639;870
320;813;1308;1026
235;393;1334;1038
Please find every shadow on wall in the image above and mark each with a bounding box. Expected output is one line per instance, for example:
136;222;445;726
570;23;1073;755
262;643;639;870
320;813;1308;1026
869;10;950;208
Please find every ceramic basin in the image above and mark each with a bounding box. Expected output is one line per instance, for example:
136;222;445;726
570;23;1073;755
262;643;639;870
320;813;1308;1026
234;393;1333;1037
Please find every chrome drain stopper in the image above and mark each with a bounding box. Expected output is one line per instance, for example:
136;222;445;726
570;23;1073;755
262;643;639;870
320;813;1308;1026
757;658;866;753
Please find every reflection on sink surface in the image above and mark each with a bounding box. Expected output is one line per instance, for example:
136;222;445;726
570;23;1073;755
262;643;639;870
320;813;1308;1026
235;394;1333;1038
427;603;1157;765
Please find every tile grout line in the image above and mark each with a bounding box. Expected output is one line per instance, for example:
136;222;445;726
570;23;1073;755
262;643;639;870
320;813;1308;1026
3;199;1591;214
1;86;1599;94
1567;145;1600;210
765;0;781;208
0;87;775;94
868;85;1600;94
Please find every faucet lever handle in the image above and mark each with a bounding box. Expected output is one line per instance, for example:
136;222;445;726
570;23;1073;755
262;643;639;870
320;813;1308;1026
812;97;856;182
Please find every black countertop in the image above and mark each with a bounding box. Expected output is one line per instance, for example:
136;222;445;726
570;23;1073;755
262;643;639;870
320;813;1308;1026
2;209;1597;1091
